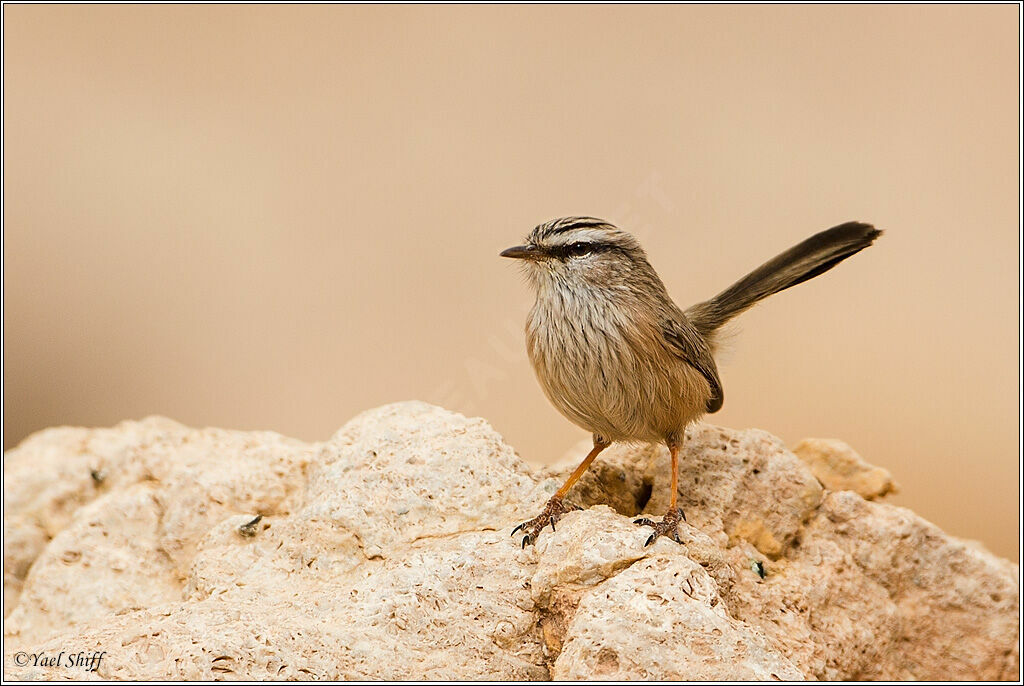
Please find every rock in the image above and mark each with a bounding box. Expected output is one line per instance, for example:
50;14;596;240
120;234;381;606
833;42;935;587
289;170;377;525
549;425;825;560
792;437;898;499
3;402;1018;680
528;508;803;680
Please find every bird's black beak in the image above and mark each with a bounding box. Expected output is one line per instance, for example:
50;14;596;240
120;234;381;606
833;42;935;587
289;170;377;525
500;244;544;261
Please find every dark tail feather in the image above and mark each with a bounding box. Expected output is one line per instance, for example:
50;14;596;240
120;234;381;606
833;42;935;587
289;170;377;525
685;221;882;337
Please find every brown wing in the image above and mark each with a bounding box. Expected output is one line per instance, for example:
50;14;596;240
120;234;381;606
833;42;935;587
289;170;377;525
660;315;724;413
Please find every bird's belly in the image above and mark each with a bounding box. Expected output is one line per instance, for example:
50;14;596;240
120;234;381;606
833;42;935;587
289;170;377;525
526;312;705;443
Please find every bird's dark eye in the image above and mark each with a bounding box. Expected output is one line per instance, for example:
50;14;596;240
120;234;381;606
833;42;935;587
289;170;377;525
565;242;593;258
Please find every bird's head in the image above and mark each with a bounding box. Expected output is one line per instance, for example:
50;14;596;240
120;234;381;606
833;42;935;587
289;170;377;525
500;217;656;292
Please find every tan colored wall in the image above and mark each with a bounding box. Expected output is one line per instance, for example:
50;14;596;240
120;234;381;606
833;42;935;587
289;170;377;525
3;6;1018;559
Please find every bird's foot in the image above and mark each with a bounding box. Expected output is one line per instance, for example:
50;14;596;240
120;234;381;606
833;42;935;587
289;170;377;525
634;506;686;546
511;495;579;548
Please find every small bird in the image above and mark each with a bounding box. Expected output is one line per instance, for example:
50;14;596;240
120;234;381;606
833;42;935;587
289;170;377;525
502;217;881;547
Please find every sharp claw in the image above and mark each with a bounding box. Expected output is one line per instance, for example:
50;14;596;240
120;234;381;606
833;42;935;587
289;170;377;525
512;498;575;547
680;509;687;523
645;534;656;547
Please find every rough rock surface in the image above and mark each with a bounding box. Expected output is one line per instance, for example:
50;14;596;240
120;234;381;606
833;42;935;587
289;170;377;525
792;437;898;500
3;403;1019;680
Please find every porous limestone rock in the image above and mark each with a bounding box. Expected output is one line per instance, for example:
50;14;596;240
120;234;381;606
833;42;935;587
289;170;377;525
3;403;1019;680
792;437;898;500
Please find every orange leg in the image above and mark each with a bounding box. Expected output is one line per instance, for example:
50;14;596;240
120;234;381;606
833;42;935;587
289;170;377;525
555;438;610;498
512;437;610;547
669;442;679;510
635;437;686;546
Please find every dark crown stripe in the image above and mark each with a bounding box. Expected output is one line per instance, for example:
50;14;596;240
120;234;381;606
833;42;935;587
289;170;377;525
543;216;611;236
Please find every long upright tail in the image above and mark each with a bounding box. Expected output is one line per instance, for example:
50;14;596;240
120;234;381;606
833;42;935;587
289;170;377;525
685;221;882;337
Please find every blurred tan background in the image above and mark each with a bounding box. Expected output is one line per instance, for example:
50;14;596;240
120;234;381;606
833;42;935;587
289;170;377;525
3;6;1018;559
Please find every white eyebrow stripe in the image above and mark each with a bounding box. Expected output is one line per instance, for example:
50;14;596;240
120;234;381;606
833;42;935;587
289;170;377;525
545;228;616;246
